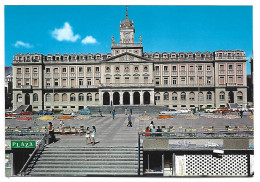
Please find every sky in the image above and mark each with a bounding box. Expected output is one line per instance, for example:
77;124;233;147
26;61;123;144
5;5;253;73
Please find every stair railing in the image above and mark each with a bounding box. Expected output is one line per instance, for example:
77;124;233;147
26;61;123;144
19;133;48;176
137;132;141;176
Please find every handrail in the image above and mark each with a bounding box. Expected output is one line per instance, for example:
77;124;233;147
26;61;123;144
137;133;140;176
19;133;48;176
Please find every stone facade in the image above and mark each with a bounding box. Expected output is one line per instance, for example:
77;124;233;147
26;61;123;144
12;13;247;111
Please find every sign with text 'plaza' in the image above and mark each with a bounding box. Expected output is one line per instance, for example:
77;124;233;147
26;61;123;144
11;141;35;149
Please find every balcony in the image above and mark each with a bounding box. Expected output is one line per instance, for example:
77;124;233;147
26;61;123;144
219;70;225;75
78;73;84;77
228;70;234;75
237;70;243;75
33;73;39;78
189;71;195;75
172;71;178;76
154;71;160;76
21;85;32;89
206;71;212;76
215;56;247;61
180;71;186;75
45;85;99;89
95;72;101;77
53;73;59;78
163;71;169;76
197;71;204;76
24;73;30;78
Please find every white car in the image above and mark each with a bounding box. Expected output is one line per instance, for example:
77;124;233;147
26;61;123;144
160;109;180;115
248;107;254;112
205;142;219;148
62;109;74;115
178;109;191;114
205;107;218;113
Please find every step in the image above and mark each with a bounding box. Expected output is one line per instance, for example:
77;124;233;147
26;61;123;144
35;160;143;165
39;153;139;158
32;164;142;169
42;150;141;154
31;168;138;173
37;157;139;161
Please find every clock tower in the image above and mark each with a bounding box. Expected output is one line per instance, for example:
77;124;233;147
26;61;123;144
119;6;135;43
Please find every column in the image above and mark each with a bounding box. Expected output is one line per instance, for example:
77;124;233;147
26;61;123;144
120;91;123;105
110;91;113;105
140;91;144;105
150;90;155;105
99;91;102;106
130;92;133;105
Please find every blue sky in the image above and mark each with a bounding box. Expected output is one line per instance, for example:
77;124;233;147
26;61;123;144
5;5;253;73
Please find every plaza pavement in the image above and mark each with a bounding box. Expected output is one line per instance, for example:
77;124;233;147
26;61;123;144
5;112;254;148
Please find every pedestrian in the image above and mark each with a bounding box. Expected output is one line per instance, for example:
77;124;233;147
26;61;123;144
85;127;91;145
112;110;115;119
149;121;154;130
33;120;37;126
98;109;103;117
91;126;96;146
125;108;128;115
156;126;162;136
59;120;64;128
48;122;56;143
127;114;132;127
130;108;133;115
240;110;243;118
144;110;147;116
151;126;157;137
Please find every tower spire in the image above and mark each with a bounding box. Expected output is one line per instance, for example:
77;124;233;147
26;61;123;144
126;5;128;19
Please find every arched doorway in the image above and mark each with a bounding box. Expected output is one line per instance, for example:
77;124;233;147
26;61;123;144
123;92;130;105
133;92;140;105
143;91;150;105
103;92;110;105
228;91;234;103
25;93;30;105
113;92;120;105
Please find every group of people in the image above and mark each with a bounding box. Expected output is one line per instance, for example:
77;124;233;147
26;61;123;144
145;121;162;136
85;126;96;146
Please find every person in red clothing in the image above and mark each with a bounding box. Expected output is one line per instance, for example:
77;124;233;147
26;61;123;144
145;126;150;136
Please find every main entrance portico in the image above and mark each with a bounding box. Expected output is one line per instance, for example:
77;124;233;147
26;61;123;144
101;89;154;106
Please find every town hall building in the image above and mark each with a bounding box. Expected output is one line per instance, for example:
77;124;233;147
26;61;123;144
12;10;247;111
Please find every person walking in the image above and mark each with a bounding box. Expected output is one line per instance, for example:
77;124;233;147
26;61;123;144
125;108;128;115
240;110;243;118
149;121;154;130
85;127;91;145
91;126;96;146
156;126;162;136
98;109;103;117
112;110;115;120
127;114;132;127
48;122;56;143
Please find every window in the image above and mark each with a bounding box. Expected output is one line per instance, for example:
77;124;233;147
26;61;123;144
155;92;160;101
87;67;91;73
106;67;111;72
33;68;38;73
46;79;51;87
54;68;58;73
125;77;129;83
207;77;211;84
25;79;30;86
62;94;67;101
62;68;67;73
164;78;168;85
144;77;148;83
228;76;234;83
172;92;177;101
155;78;160;85
189;92;195;101
198;66;202;71
17;68;22;74
181;77;186;84
79;67;83;73
33;93;38;102
134;77;139;83
199;92;204;101
95;67;100;72
46;94;51;102
106;78;110;84
115;67;120;71
87;93;92;101
144;66;148;71
54;79;59;87
237;64;242;70
219;91;225;100
181;66;185;71
172;78;177;85
237;92;243;101
17;94;22;102
164;92;169;100
25;68;30;73
181;92;186;101
70;67;75;73
79;79;83;87
237;76;243;84
155;66;159;71
134;66;139;71
228;65;233;70
80;56;85;60
62;79;67;87
207;92;212;100
33;79;38;87
115;77;120;83
54;94;59;102
207;65;211;71
164;66;168;71
79;93;84;101
46;68;50;73
219;76;225;85
220;65;224;70
172;66;177;71
70;93;76;102
95;93;99;101
87;79;91;86
190;77;194;84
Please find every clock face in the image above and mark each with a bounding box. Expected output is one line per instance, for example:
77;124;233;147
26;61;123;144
124;32;130;39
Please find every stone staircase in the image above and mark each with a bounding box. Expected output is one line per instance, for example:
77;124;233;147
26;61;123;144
14;105;32;113
88;105;168;115
27;146;143;177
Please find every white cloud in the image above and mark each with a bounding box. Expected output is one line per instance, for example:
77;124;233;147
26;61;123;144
81;36;97;44
14;41;33;48
52;22;80;42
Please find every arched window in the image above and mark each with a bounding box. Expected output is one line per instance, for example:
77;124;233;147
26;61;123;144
172;92;177;101
62;93;67;101
70;93;76;102
17;94;22;102
106;67;110;72
78;93;84;102
207;92;212;100
219;91;225;100
181;92;186;101
155;92;160;101
33;93;38;102
87;93;92;101
46;94;51;102
237;91;243;101
95;93;99;101
134;66;139;71
199;92;204;101
189;92;195;101
54;93;59;102
164;92;169;100
115;67;120;71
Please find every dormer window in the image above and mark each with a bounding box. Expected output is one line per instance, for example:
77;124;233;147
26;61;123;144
64;56;68;60
228;53;232;57
188;54;192;58
171;54;176;58
88;55;92;59
47;56;52;61
106;67;110;72
56;57;60;60
236;53;240;56
35;56;39;60
144;66;148;71
154;54;159;58
180;54;184;58
19;57;23;61
96;55;100;59
107;55;111;58
115;67;120;71
163;54;167;58
219;53;222;57
134;66;139;71
80;56;84;60
72;56;76;60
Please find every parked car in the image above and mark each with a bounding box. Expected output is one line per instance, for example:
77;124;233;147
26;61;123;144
19;111;33;115
160;109;180;115
204;107;218;113
78;108;91;115
205;142;219;148
178;109;191;114
62;109;74;115
38;110;53;115
248;107;254;112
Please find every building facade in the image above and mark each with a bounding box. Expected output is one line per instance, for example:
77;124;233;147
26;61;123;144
12;12;247;111
5;67;13;110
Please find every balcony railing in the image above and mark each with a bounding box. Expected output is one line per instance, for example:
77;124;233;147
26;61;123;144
45;85;98;89
155;84;214;88
111;43;142;48
21;85;32;89
215;56;247;60
101;83;154;87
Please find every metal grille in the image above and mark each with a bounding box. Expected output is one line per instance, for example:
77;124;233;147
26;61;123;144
184;154;248;176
